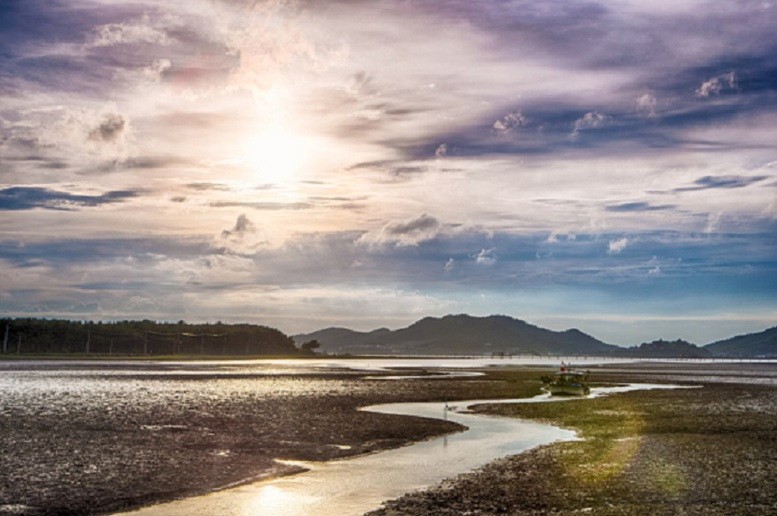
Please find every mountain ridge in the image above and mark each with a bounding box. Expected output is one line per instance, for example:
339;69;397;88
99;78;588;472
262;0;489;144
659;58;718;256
294;314;776;358
704;326;777;358
294;314;619;356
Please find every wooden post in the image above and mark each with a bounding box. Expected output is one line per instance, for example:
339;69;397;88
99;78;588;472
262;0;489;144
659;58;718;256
200;333;204;355
2;324;8;354
144;331;148;355
222;333;226;355
109;338;114;356
16;334;21;354
86;329;91;354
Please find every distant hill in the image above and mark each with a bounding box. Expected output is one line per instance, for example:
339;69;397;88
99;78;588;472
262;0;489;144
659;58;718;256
705;327;777;358
294;314;620;356
622;339;711;358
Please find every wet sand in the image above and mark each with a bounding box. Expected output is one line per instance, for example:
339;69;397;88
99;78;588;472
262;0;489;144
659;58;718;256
1;361;775;514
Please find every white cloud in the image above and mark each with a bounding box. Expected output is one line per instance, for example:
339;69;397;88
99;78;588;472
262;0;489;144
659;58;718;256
435;143;448;157
475;248;496;265
607;237;629;254
88;21;170;48
635;93;658;118
493;110;527;132
443;258;455;272
696;72;737;97
704;212;722;233
546;231;576;244
571;111;610;140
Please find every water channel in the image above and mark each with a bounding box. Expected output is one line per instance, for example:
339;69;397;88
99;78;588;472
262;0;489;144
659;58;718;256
125;382;681;515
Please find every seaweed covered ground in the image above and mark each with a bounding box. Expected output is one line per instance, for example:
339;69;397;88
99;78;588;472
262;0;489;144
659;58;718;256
372;363;777;515
0;361;542;514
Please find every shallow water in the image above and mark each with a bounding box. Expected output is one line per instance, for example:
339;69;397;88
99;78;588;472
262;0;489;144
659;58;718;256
124;383;680;516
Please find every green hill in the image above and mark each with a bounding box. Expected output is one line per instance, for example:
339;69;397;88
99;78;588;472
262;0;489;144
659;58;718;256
705;327;777;358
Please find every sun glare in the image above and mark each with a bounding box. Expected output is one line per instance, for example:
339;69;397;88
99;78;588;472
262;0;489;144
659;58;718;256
245;127;309;185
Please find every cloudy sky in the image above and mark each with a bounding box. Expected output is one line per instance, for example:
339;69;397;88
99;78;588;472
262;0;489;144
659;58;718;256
1;0;775;345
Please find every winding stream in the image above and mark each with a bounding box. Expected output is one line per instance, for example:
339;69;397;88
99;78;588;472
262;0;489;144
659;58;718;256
125;383;681;515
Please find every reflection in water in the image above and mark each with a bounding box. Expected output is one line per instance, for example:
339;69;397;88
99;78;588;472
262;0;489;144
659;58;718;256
125;384;682;516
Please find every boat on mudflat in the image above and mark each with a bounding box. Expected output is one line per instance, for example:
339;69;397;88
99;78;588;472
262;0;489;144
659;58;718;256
541;363;590;396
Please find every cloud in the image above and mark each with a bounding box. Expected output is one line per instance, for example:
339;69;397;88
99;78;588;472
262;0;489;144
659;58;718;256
219;214;268;253
606;202;675;212
607;237;629;255
357;214;442;247
704;212;722;234
88;21;170;48
210;201;313;210
443;258;455;272
635;93;658;118
493;110;527;132
0;187;140;211
143;58;172;82
435;143;448;157
88;113;127;143
696;72;737;97
570;111;610;140
187;182;232;192
546;231;576;244
674;175;768;192
475;248;496;265
221;214;256;240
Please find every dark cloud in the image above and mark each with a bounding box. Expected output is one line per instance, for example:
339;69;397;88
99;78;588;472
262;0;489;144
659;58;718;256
674;175;768;192
210;201;313;210
348;160;428;178
221;214;255;240
186;182;231;191
88;113;126;142
123;156;190;169
0;236;212;267
0;186;141;211
606;202;676;213
386;214;439;236
357;214;443;247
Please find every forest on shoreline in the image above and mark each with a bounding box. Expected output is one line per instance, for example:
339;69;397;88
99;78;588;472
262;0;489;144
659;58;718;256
0;318;301;356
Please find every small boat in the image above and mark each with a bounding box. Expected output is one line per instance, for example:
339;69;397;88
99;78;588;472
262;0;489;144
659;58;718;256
541;363;590;396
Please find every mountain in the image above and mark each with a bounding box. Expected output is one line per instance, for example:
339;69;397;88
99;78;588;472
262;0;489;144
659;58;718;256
705;326;777;358
622;339;711;358
293;314;620;356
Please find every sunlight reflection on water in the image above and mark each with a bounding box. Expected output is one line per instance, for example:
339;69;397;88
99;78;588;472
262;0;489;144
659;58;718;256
125;383;685;516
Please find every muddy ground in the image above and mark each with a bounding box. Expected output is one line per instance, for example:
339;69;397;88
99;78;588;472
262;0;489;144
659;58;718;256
371;362;777;515
1;361;775;515
0;362;541;514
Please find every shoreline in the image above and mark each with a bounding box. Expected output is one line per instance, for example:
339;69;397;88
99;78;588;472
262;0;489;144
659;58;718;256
371;366;777;515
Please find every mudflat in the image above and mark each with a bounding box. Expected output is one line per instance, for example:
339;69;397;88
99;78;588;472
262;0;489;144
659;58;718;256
1;361;775;514
371;362;777;515
0;361;538;514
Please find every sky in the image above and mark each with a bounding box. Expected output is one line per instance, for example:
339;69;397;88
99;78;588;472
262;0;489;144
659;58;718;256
1;0;776;346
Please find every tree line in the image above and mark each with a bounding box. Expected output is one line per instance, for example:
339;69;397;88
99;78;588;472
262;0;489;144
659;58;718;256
0;318;302;356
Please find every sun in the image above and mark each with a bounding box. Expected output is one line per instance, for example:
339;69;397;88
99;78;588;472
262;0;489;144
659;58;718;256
244;127;309;185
